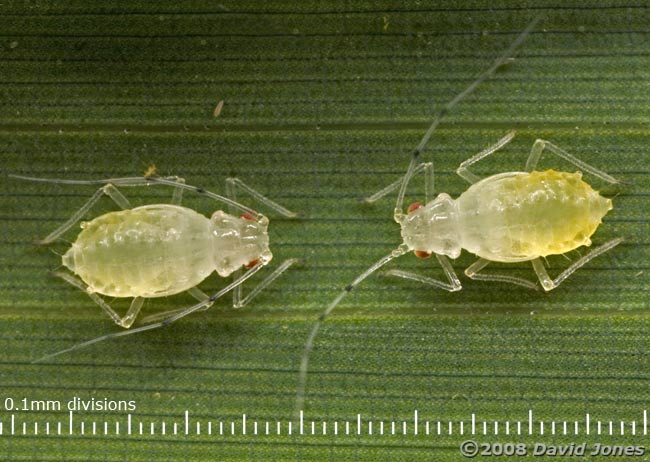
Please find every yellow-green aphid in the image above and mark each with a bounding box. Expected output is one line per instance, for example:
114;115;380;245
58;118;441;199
10;175;298;362
295;16;622;415
397;140;619;293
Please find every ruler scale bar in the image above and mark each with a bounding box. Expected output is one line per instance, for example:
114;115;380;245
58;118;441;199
0;410;646;439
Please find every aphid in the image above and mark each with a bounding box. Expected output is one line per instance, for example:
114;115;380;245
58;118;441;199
10;174;298;362
294;17;622;412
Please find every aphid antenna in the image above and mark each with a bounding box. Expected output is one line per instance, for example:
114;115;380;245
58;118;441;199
9;174;262;219
294;243;408;415
395;16;541;220
294;16;541;419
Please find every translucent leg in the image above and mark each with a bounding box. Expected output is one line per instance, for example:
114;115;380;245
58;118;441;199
9;175;261;219
385;254;462;292
456;131;517;184
226;177;297;218
224;176;297;307
531;238;624;291
139;287;210;325
525;140;618;183
233;258;299;309
139;260;298;324
364;162;434;222
224;177;298;306
464;258;539;290
33;261;267;363
38;184;131;244
52;271;144;328
169;176;186;205
225;180;245;306
186;286;210;302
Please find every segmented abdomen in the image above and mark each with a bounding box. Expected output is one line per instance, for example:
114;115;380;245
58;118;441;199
63;205;214;297
457;170;612;262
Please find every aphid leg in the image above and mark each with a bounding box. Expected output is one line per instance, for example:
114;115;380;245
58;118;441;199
38;184;131;245
51;271;145;328
140;260;298;323
226;177;297;218
385;254;462;291
393;157;436;223
233;258;299;309
464;258;540;290
531;238;624;291
122;297;144;328
33;261;267;364
365;162;434;217
231;269;244;308
224;178;298;307
526;140;618;184
139;287;210;325
424;160;434;202
224;180;248;307
456;131;517;184
186;286;210;302
169;176;186;205
530;259;554;291
224;180;248;306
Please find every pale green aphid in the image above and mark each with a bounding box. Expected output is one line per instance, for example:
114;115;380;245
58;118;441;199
10;175;298;362
66;206;272;298
295;16;622;414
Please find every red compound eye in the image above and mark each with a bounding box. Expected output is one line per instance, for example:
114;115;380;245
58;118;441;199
245;258;260;269
407;202;423;214
414;250;432;259
240;212;256;221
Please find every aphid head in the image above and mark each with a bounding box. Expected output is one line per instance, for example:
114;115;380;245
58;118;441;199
400;193;461;259
210;210;273;277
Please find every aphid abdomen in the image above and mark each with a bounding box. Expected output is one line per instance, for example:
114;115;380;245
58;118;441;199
63;204;214;297
457;170;613;262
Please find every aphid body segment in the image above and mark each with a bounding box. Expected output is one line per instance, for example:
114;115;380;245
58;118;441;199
404;170;612;264
65;205;271;298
